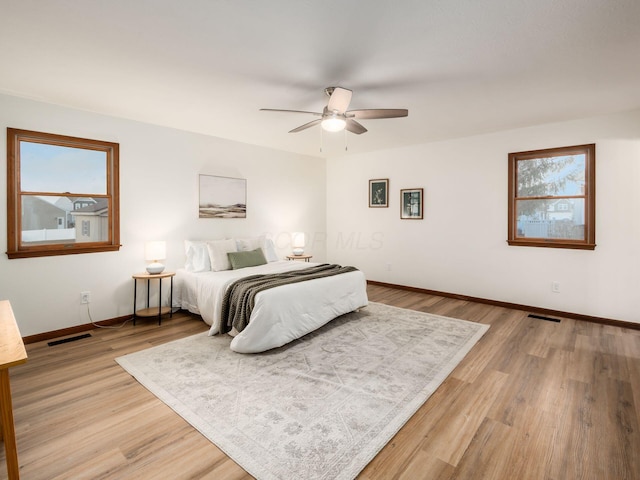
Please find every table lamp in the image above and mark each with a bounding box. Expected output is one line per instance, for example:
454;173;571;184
145;241;166;274
292;232;305;256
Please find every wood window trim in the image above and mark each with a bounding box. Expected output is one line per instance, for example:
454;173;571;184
507;143;596;250
6;128;120;259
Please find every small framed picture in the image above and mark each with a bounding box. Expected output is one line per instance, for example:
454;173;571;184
369;179;389;208
400;188;423;219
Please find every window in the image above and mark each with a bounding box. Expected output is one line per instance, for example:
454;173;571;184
507;144;595;250
6;128;120;258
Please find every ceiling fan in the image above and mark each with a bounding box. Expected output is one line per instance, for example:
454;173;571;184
260;87;408;135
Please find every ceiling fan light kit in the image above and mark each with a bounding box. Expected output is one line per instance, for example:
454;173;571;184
321;115;346;132
260;86;408;137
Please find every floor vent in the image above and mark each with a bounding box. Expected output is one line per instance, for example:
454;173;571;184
48;333;92;347
528;314;561;323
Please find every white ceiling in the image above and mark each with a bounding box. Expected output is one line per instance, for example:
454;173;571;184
2;0;640;158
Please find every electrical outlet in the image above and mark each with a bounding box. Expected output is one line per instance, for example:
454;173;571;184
551;282;560;293
386;263;391;271
81;291;91;304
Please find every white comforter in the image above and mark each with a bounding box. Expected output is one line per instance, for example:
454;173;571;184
174;261;368;353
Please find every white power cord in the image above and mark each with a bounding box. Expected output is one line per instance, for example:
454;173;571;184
86;302;133;329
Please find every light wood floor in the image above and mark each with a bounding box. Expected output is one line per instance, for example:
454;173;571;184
2;284;639;479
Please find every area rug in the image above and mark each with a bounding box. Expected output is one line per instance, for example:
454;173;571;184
116;302;489;480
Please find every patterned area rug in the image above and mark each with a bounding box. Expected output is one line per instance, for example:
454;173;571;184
116;302;489;480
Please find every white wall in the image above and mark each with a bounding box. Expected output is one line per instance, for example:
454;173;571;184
327;109;640;324
0;94;326;336
4;93;638;336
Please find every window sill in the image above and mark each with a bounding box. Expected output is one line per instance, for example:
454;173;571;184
507;239;596;250
7;244;122;259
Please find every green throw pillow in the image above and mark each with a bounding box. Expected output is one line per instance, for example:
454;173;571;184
228;248;268;270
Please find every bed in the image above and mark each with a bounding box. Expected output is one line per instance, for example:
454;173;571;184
174;237;368;353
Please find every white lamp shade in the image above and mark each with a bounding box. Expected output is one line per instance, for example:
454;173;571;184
145;241;166;261
292;232;305;255
145;241;166;274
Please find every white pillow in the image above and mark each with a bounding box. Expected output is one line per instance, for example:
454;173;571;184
184;240;211;272
235;236;278;262
235;237;260;252
260;237;278;262
206;239;238;272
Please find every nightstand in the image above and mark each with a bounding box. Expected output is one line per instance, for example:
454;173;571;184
132;271;175;325
286;254;313;262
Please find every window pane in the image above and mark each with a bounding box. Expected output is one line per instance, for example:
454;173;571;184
508;144;594;250
21;195;109;245
517;154;586;197
20;141;107;194
7;128;120;259
515;198;585;240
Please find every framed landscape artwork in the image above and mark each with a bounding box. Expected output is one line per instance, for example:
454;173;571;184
369;179;389;208
199;175;246;218
400;188;423;219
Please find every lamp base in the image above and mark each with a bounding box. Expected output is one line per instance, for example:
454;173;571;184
146;262;165;274
292;248;304;256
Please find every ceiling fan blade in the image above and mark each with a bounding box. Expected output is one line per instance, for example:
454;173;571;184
327;87;352;113
260;108;322;116
345;119;367;135
289;119;322;133
347;109;408;119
